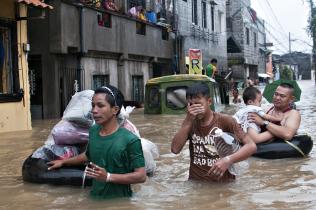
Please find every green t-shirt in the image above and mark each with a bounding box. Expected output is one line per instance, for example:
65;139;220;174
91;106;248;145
206;64;216;77
206;64;213;77
86;125;145;199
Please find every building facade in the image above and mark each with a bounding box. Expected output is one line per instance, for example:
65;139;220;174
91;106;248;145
0;0;51;132
226;0;262;82
175;0;228;74
28;0;174;119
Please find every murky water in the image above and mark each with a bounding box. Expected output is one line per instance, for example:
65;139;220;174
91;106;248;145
1;80;316;210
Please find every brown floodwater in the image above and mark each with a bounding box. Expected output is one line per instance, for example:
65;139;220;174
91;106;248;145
1;80;316;209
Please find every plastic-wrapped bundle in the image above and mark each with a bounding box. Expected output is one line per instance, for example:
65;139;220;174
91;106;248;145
32;134;80;161
141;138;159;175
62;90;95;127
118;106;159;175
52;120;89;145
211;128;249;176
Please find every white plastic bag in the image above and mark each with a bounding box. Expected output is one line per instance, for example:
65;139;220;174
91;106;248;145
62;90;95;127
212;128;249;176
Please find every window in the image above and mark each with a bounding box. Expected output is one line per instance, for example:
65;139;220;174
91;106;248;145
218;11;222;33
162;28;169;40
128;0;145;9
192;0;198;25
166;86;187;109
0;18;21;102
211;6;215;31
136;22;146;35
148;86;160;108
254;32;257;47
202;1;207;28
246;27;249;45
93;75;109;90
132;75;144;102
97;12;111;28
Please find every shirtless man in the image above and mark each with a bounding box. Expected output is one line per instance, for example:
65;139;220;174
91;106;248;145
248;83;301;142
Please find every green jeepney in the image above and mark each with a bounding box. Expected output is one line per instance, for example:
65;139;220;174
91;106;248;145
144;74;221;114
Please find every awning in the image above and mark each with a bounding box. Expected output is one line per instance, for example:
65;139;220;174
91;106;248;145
258;73;271;78
17;0;54;9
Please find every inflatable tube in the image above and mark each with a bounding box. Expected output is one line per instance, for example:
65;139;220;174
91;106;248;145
253;134;313;159
22;156;92;186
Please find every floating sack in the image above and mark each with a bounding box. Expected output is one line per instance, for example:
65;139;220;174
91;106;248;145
52;120;89;145
62;90;95;127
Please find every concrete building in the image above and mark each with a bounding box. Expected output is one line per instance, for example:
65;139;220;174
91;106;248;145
28;0;173;119
0;0;52;132
226;0;262;82
174;0;228;73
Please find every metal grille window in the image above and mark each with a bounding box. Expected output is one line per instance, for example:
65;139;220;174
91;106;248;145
93;75;109;90
192;0;198;25
211;6;215;31
132;75;144;102
128;0;145;9
202;1;207;28
254;32;257;47
97;12;111;28
246;27;250;45
0;18;20;102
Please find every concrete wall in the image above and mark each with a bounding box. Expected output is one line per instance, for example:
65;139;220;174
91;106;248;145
176;0;227;72
227;0;259;65
28;0;173;118
50;1;173;59
0;3;32;133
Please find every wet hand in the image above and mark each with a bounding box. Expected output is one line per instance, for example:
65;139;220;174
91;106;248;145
85;162;107;182
207;157;231;180
248;113;264;125
187;103;205;120
47;160;64;170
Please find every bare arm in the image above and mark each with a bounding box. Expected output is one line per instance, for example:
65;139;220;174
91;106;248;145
249;111;301;140
171;115;192;154
247;128;274;144
265;110;301;140
48;152;88;170
262;113;283;122
226;134;257;163
208;134;256;176
171;103;204;154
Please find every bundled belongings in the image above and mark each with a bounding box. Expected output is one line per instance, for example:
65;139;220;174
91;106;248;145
23;90;159;186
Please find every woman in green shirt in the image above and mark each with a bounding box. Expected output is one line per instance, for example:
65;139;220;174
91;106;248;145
48;85;146;199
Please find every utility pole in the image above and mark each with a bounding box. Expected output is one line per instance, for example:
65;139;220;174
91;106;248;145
308;0;316;83
289;32;291;54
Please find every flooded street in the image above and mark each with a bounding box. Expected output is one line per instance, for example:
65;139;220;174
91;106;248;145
1;80;316;209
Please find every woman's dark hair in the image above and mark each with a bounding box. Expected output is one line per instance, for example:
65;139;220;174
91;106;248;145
242;86;261;104
186;82;210;99
94;85;125;115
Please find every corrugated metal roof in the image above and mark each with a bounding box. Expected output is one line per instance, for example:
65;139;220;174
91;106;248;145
17;0;54;9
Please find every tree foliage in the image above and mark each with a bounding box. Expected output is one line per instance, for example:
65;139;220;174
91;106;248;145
280;66;294;80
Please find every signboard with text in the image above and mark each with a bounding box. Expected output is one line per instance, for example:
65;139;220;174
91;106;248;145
188;49;202;75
